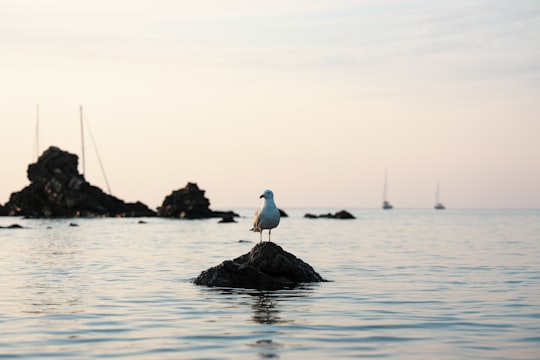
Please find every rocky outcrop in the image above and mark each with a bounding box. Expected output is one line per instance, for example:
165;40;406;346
193;242;326;290
304;210;356;219
2;146;156;218
157;182;238;219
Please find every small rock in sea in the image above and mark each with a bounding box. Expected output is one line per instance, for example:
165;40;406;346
0;224;24;229
193;242;327;290
334;210;356;219
237;239;251;243
218;213;236;223
138;220;147;224
69;223;79;227
317;213;334;218
303;210;356;219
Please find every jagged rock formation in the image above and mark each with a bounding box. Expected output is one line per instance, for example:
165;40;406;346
304;210;356;219
193;242;326;290
157;182;238;220
2;146;156;218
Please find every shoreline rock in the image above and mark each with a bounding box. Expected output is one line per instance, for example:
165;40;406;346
193;242;327;290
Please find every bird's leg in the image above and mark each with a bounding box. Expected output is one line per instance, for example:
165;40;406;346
268;229;272;242
259;231;262;243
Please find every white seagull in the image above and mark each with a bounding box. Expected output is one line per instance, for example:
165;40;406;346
251;189;280;242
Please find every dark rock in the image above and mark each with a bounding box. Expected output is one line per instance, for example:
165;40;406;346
157;182;237;219
218;212;237;223
303;210;356;219
334;210;356;219
214;210;240;220
2;146;156;218
193;242;326;290
0;224;24;229
69;223;79;227
317;213;335;218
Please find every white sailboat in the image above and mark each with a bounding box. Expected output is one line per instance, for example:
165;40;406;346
382;171;393;210
434;181;445;210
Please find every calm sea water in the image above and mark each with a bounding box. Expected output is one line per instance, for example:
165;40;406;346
1;209;539;359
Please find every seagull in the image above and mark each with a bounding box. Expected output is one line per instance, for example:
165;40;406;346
251;189;280;242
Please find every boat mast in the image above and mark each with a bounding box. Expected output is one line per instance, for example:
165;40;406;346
435;181;440;204
80;107;112;194
34;104;40;161
383;170;388;203
80;105;86;176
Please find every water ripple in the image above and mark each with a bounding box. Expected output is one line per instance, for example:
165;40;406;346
1;211;540;359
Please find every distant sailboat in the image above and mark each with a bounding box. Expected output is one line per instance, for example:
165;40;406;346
382;171;393;210
434;181;445;210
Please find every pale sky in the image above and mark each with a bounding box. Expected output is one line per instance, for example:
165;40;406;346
1;0;539;209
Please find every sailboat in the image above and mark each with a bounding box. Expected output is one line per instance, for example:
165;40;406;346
382;171;393;210
434;181;445;210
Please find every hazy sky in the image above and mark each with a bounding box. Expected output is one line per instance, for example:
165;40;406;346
1;0;539;209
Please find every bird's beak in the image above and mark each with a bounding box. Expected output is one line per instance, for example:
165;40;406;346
259;194;265;199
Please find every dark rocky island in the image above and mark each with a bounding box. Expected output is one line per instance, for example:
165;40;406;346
304;210;356;219
193;242;326;290
157;182;238;220
1;146;156;218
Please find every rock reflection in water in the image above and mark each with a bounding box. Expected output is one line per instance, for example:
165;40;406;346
251;292;287;325
210;286;317;359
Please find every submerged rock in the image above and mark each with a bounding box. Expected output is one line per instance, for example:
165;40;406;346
157;182;238;219
304;210;356;219
2;146;156;218
193;242;326;290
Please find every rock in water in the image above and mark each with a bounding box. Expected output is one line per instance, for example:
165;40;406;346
3;146;156;218
157;182;238;220
303;210;355;219
193;242;326;290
